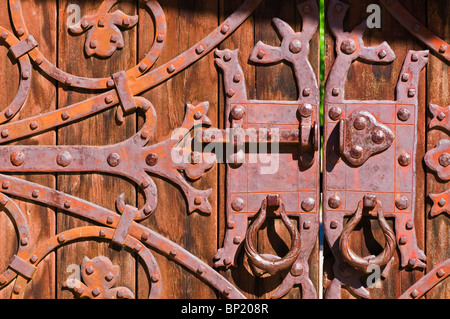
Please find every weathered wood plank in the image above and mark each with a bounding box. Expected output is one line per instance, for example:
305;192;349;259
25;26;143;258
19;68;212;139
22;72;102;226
56;0;137;299
137;0;218;299
0;0;57;299
426;0;450;300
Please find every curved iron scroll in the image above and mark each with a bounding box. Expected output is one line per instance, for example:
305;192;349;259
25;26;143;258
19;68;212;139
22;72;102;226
0;0;264;299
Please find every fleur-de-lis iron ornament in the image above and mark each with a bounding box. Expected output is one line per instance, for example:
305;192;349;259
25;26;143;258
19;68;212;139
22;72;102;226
69;1;139;58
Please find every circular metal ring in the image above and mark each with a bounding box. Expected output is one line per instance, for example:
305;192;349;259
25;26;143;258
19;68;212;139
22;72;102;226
339;199;396;273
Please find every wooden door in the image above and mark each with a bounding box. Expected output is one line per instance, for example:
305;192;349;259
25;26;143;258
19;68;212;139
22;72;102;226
0;0;448;300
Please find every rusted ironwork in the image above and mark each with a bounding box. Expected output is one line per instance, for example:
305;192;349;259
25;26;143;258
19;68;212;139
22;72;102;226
339;198;396;273
398;258;450;299
0;0;265;299
379;0;450;64
244;195;301;277
210;0;320;299
323;0;428;299
425;139;450;182
64;256;136;299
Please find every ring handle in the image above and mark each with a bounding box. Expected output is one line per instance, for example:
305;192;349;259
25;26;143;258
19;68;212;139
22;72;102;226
339;198;396;273
244;195;301;277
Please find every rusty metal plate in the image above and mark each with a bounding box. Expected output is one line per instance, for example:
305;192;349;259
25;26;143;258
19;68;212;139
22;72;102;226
211;0;320;299
323;0;428;299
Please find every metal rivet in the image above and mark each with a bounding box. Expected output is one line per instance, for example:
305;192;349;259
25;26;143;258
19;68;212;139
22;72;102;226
110;34;118;43
231;197;245;212
227;220;235;229
30;121;38;130
411;53;419;62
372;130;385;144
64;200;72;209
396;196;409;210
378;49;387;59
436;269;445;278
330;220;339;229
290;263;303;277
410;289;419;299
298;103;313;118
231;105;245;120
105;95;114;104
141;181;150;189
30;255;38;264
289;39;302;54
303;88;311;97
353;116;367;130
439;44;447;54
190;152;201;165
227;89;236;98
408;258;416;267
196;45;205;55
90;40;98;49
106;216;114;224
139;63;148;73
134;243;143;252
2;180;10;189
340;39;357;55
5;109;13;119
399;236;407;245
17;28;25;36
107;153;121;167
408;88;416;98
57;234;66;243
350;145;363;159
405;221;414;230
146;153;158;166
92;288;101;297
141;231;150;241
151;273;160;283
401;73;410;82
233;236;241;245
170;247;178;257
21;237;28;246
0;31;8;40
439;153;450;167
107;79;115;87
303;221;311;230
197;265;206;275
117;290;124;298
11;151;25;166
167;64;176;73
334;3;343;12
256;49;266;59
233;74;242;83
99;229;107;237
194;111;203;120
143;206;152;216
398;153;411;167
61;111;70;121
332;87;340;96
363;195;377;209
0;196;8;206
1;129;9;138
220;24;230;34
397;108;410;122
438;198;447;207
194;196;202;205
437;112;446;121
328;195;341;209
122;17;130;26
56;151;72;167
223;286;232;296
32;189;39;198
86;266;94;275
301;198;315;212
329;106;342;120
0;277;7;286
156;34;165;43
22;71;29;80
